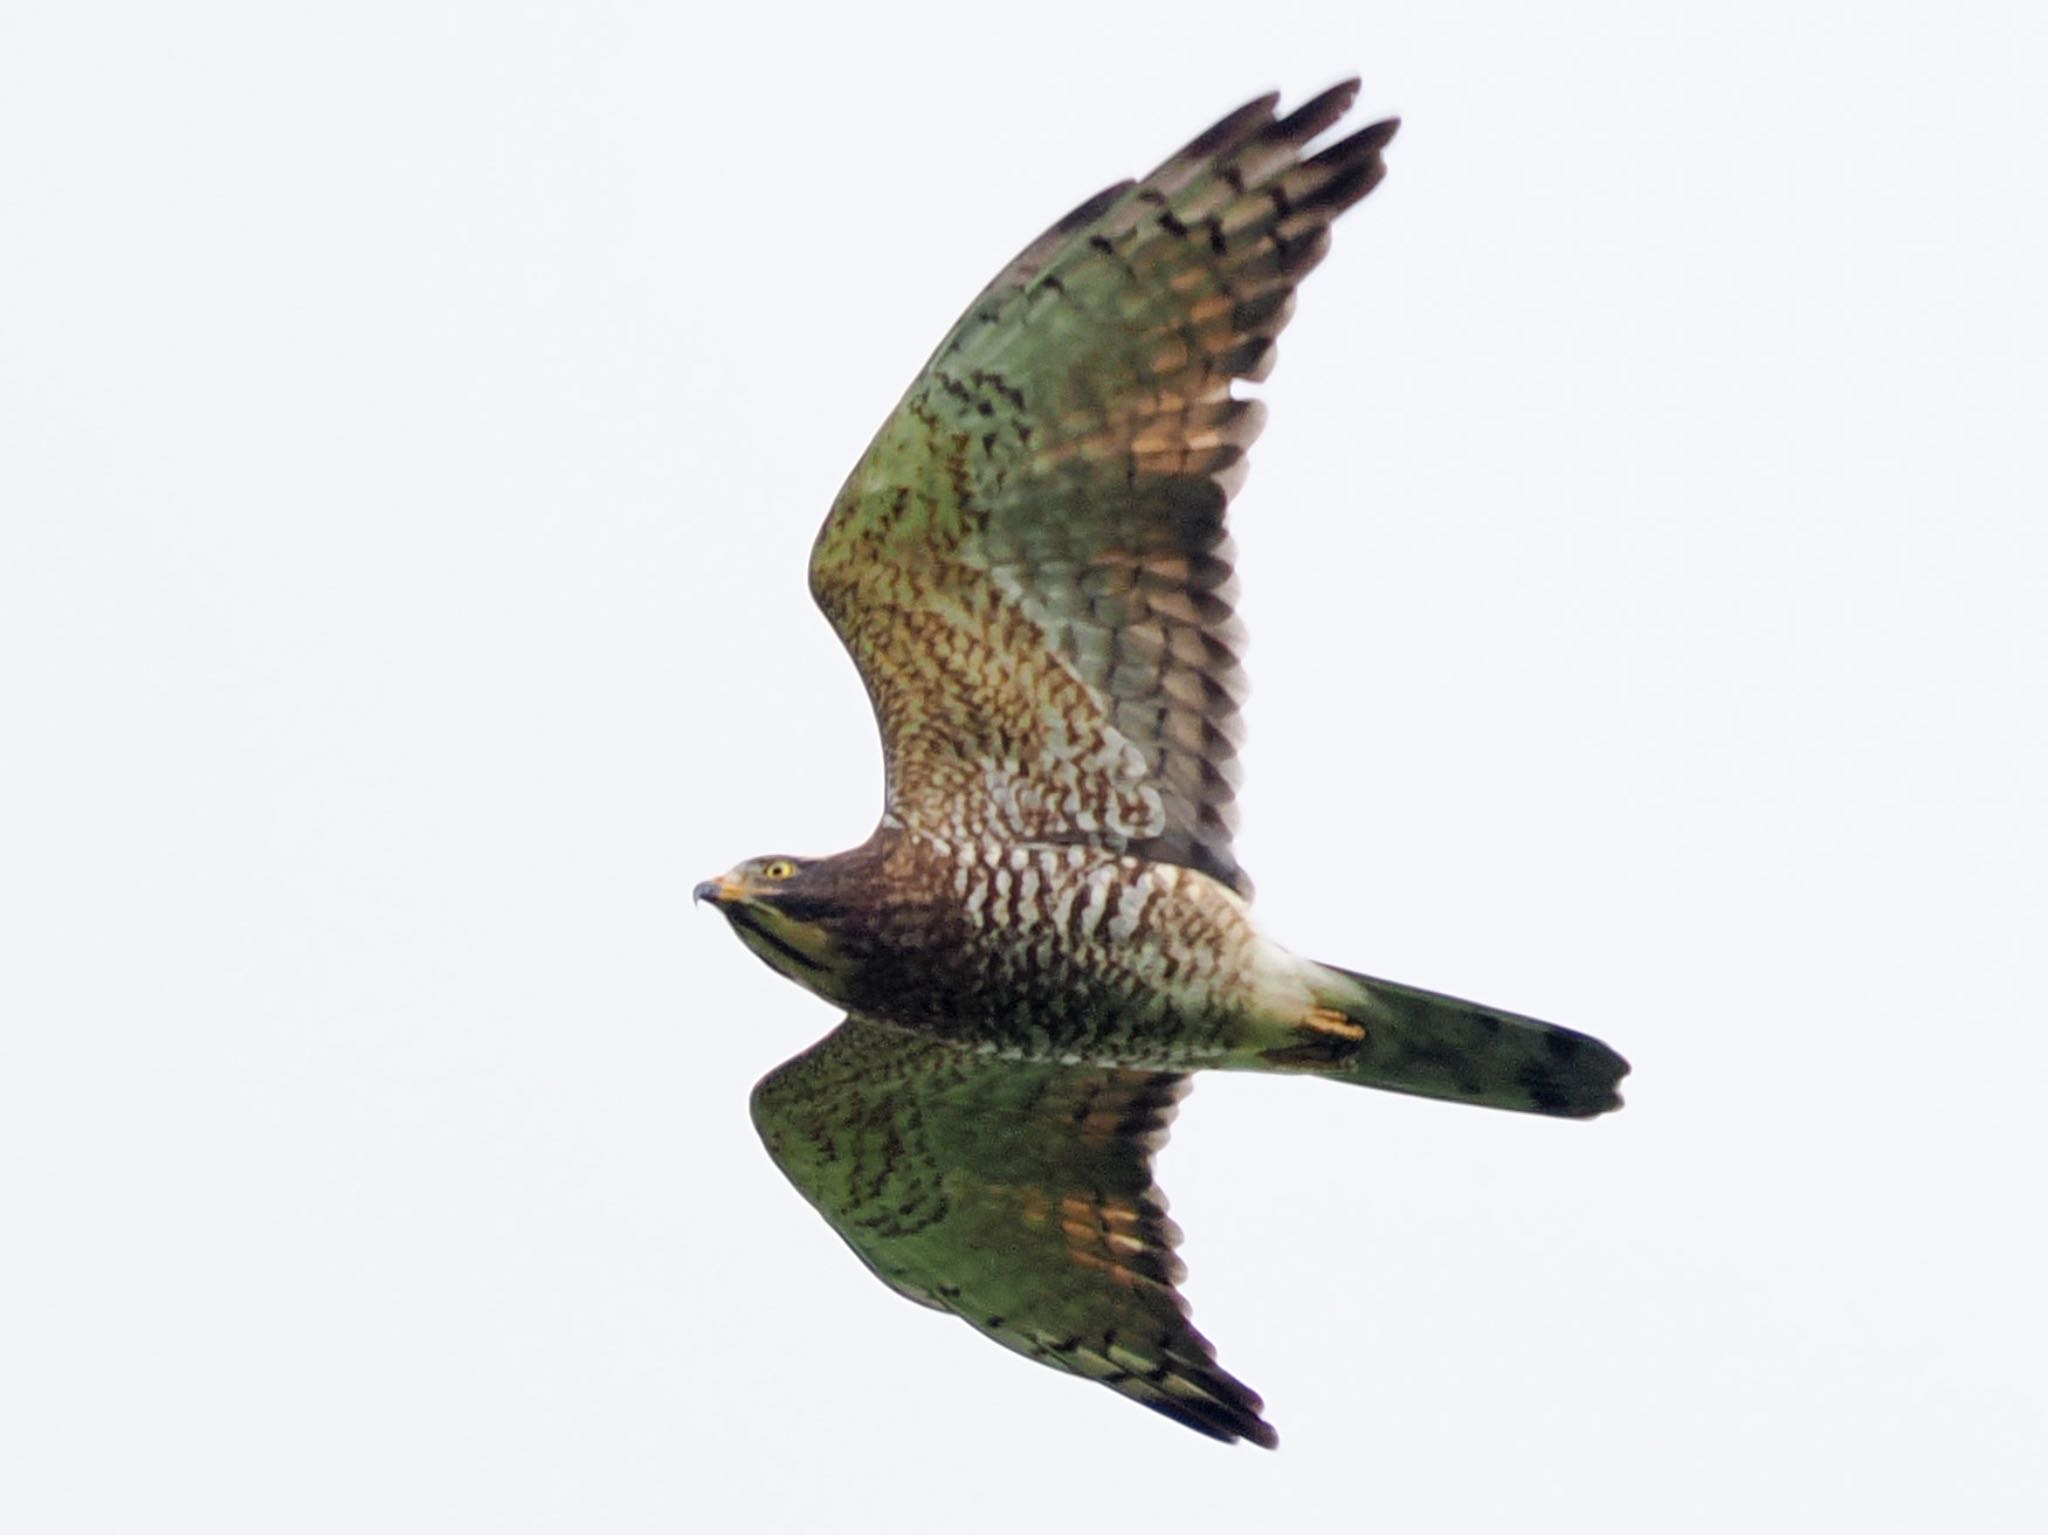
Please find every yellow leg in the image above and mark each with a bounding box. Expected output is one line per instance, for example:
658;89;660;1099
1300;1005;1365;1042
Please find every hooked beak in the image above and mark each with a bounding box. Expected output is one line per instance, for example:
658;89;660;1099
692;878;729;907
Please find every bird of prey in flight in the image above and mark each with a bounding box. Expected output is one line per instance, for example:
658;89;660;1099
696;81;1628;1448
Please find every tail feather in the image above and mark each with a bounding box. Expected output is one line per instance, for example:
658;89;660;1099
1265;963;1629;1118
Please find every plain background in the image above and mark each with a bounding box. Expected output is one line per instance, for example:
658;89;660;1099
5;2;2043;1530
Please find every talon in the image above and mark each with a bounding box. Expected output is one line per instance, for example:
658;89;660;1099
1301;1005;1365;1042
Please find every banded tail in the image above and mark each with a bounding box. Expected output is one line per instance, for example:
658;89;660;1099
1266;962;1629;1118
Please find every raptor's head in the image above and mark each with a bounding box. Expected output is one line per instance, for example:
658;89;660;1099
694;855;858;1003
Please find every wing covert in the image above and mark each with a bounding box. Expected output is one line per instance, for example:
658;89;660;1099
811;84;1397;897
751;1018;1276;1446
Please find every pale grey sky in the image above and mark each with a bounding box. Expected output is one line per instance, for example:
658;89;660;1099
4;2;2044;1530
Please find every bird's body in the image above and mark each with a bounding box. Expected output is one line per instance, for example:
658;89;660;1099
723;823;1306;1066
697;82;1629;1447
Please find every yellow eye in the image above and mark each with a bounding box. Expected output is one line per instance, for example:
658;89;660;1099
760;859;797;881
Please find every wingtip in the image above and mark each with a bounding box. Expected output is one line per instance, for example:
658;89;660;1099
1178;90;1282;162
1275;77;1363;143
1142;1387;1281;1448
1312;113;1401;171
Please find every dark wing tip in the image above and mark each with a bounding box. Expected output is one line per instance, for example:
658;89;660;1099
1333;114;1402;163
1177;91;1283;163
1304;115;1402;211
1139;1372;1280;1448
1274;77;1362;143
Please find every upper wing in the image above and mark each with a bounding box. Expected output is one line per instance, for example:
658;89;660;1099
811;84;1397;898
751;1017;1276;1446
